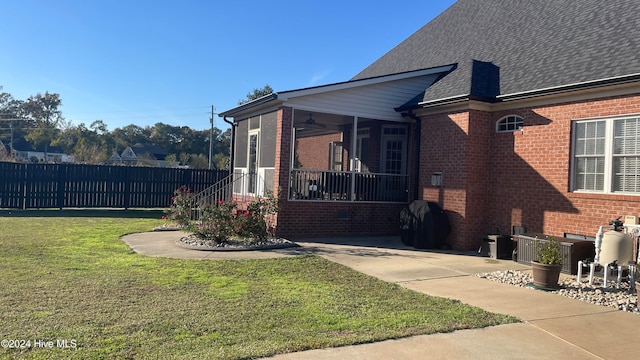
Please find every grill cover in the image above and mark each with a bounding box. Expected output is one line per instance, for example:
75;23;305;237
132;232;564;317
400;200;451;249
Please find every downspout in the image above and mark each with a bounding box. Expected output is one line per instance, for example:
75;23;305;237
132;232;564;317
223;116;236;174
403;110;421;201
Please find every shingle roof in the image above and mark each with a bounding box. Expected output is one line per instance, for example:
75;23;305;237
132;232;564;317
131;143;168;156
11;138;65;153
353;0;640;104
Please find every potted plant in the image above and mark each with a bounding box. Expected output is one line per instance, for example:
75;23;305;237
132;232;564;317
531;235;563;289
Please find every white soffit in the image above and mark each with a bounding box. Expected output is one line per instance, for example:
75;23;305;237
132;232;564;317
279;66;453;121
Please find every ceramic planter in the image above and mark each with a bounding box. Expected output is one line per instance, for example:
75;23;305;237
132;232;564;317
531;261;562;289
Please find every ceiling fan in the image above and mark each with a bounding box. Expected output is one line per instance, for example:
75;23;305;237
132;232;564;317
304;113;326;128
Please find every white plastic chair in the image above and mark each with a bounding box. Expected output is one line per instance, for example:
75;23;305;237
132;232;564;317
576;225;636;289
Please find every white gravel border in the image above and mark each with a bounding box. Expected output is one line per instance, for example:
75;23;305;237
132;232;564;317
475;270;639;314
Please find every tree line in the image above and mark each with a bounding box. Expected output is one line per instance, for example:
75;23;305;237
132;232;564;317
0;86;230;169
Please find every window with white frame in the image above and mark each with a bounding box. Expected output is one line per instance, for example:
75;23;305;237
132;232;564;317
572;116;640;193
381;126;407;175
496;115;524;132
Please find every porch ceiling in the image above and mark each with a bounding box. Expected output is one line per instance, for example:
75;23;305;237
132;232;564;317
292;111;359;137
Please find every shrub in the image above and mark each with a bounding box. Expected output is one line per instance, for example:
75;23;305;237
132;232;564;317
235;195;279;240
190;200;237;243
535;235;563;265
165;188;279;244
163;185;194;228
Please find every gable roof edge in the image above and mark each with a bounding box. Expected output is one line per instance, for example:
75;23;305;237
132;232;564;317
278;64;456;100
219;93;279;118
220;64;457;118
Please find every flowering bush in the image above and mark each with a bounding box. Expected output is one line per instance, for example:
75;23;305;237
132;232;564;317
164;188;279;244
163;185;194;228
190;200;237;243
234;195;279;240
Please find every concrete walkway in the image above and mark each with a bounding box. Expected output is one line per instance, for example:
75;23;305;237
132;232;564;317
122;232;640;360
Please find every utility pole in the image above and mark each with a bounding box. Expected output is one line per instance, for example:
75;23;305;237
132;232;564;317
9;121;13;157
209;105;215;170
0;116;26;159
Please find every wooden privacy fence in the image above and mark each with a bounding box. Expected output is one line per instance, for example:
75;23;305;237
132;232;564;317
0;162;228;209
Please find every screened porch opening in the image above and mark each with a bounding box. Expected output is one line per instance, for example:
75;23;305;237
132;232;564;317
290;109;409;202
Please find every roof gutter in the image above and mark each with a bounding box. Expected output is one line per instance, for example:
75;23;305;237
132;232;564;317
497;73;640;101
412;73;640;108
218;93;278;117
413;94;471;109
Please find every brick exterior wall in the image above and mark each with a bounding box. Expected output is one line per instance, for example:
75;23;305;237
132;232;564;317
420;93;640;250
276;201;405;239
265;93;640;246
273;107;292;202
295;133;342;170
488;94;640;241
420;111;471;206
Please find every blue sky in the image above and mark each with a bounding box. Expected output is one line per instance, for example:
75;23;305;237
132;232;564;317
1;0;456;132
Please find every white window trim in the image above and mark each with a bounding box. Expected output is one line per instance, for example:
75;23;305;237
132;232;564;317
247;129;260;195
496;115;524;133
380;125;408;175
571;115;640;195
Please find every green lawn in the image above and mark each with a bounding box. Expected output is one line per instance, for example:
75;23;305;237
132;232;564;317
0;214;518;359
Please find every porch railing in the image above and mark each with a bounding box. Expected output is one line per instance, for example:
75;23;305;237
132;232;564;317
290;169;408;202
191;172;266;220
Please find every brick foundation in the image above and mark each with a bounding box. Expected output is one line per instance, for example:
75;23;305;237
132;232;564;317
275;200;405;239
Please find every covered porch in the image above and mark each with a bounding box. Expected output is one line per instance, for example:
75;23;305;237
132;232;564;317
290;109;410;203
219;65;455;238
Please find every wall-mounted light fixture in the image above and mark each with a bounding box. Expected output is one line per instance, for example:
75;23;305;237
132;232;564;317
431;172;443;187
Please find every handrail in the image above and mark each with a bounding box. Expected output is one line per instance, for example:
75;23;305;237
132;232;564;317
290;169;408;202
191;172;266;220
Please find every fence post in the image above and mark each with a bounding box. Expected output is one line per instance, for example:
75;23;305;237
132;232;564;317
20;163;27;210
57;164;65;209
181;168;189;192
24;164;32;209
124;166;130;210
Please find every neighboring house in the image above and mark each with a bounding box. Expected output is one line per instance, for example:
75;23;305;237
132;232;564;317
108;151;123;164
119;146;138;166
110;144;169;167
131;143;168;162
11;139;74;163
0;139;11;159
219;0;640;250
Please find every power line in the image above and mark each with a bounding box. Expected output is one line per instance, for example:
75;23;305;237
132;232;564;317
62;106;212;118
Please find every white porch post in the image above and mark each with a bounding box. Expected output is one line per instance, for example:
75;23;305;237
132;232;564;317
350;116;358;201
290;110;296;172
